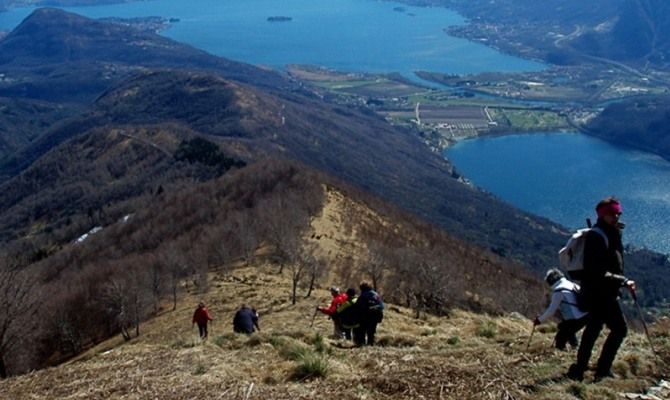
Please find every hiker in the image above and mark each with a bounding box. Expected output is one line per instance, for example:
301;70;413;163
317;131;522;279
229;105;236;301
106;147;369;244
336;288;359;341
233;304;260;334
192;302;213;339
534;268;588;350
318;286;348;339
567;197;636;382
353;280;384;346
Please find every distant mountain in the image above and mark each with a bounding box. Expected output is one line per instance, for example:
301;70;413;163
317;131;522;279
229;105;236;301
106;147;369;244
411;0;670;68
572;0;670;64
1;8;667;304
0;68;567;270
586;95;670;160
0;8;290;102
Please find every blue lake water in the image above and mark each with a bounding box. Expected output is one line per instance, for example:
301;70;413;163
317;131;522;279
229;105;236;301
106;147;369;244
1;1;669;253
0;0;543;80
446;133;670;254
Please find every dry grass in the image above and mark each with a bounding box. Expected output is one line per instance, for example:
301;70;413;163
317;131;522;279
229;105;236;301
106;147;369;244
1;264;668;400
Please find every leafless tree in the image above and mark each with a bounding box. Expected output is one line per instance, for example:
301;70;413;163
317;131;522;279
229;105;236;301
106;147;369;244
258;195;309;274
230;210;258;267
365;241;389;291
101;267;149;340
0;262;40;378
304;244;327;298
161;246;187;311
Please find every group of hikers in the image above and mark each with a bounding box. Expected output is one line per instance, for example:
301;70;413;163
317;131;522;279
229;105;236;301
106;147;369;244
534;196;636;382
316;280;385;346
192;196;635;382
191;280;384;347
192;302;260;339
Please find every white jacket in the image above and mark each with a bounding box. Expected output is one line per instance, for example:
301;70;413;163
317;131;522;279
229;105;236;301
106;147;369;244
538;277;588;323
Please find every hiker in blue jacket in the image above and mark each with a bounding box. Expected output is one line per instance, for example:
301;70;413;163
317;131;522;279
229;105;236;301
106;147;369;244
567;197;635;382
534;268;588;350
233;304;260;334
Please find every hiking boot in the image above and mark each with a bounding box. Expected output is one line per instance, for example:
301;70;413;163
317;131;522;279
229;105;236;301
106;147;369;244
566;364;584;381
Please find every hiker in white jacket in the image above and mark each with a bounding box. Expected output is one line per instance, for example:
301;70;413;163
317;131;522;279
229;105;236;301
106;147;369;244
534;269;589;350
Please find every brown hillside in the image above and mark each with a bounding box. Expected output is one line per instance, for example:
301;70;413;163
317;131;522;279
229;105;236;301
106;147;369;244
0;264;667;400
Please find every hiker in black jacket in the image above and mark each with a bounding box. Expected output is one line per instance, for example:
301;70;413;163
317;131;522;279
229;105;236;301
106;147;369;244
353;281;384;346
568;197;635;382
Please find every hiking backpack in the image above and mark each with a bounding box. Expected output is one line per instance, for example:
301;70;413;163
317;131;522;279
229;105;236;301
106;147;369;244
558;224;608;281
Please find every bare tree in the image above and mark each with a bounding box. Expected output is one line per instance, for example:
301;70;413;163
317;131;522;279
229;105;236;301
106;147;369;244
230;210;258;267
258;195;309;274
101;267;149;341
162;246;187;311
0;263;40;378
365;241;389;291
305;248;327;298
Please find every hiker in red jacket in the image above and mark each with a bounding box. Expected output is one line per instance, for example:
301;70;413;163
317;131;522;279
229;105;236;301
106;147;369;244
318;286;348;339
192;302;213;339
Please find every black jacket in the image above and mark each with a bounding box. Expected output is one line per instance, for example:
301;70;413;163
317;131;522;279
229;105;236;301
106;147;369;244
582;220;628;306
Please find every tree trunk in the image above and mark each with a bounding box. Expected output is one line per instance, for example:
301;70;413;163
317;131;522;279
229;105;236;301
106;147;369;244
291;279;298;305
305;273;316;298
0;355;7;379
172;286;177;311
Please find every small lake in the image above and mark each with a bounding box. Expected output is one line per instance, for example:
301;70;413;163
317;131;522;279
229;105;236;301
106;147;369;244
0;0;544;81
445;133;670;254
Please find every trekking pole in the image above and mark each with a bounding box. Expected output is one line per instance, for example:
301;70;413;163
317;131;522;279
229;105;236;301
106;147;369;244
630;289;660;360
309;305;319;328
525;323;536;351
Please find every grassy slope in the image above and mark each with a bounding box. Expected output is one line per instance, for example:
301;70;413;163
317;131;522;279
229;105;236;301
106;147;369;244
1;192;668;400
1;265;667;400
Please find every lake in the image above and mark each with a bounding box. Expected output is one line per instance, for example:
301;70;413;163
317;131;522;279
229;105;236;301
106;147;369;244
2;1;669;253
0;0;543;81
446;133;670;254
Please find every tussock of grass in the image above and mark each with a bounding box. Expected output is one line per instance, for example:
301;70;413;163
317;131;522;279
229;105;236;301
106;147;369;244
566;382;587;399
290;352;329;380
376;334;417;347
170;337;202;349
476;320;498;338
192;363;209;375
277;338;312;361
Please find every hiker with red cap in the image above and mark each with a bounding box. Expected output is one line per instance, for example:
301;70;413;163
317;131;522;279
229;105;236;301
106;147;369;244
567;197;636;382
318;286;348;339
192;302;214;339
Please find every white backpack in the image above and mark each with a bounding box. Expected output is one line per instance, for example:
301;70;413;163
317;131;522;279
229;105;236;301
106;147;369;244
558;226;608;281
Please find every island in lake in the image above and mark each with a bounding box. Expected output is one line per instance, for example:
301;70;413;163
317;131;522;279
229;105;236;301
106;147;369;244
267;16;292;22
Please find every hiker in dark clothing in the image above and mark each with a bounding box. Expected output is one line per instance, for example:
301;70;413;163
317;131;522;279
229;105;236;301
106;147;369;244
192;302;213;339
233;304;260;334
534;268;588;350
353;281;384;346
568;197;636;382
336;288;359;341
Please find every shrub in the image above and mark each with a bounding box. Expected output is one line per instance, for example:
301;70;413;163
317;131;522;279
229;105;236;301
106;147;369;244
476;321;497;338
